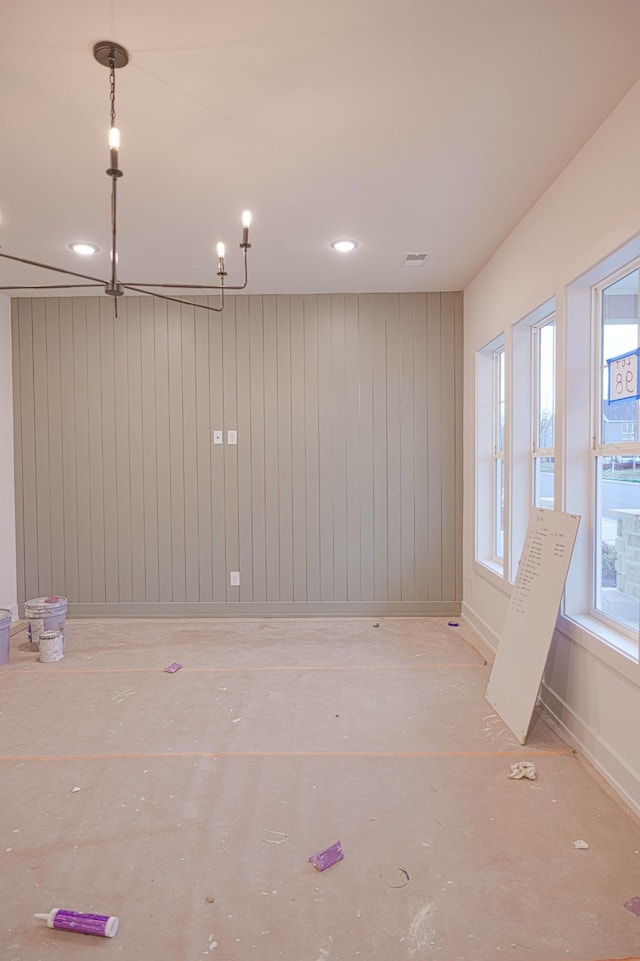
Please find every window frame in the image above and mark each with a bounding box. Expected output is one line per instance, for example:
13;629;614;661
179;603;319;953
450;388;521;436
562;242;640;666
589;263;640;645
476;333;507;581
493;345;506;564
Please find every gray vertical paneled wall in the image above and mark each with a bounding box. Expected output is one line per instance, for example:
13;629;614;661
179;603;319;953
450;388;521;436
12;291;463;616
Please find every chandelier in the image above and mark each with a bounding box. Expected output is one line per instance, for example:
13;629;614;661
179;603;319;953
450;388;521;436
0;41;252;314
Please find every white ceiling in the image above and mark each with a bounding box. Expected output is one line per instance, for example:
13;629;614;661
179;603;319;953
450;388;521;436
2;0;640;298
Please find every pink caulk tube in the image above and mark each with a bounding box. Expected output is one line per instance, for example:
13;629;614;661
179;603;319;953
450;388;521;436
34;908;119;937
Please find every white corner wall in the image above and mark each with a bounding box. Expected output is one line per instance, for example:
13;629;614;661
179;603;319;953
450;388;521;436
463;78;640;814
0;295;17;619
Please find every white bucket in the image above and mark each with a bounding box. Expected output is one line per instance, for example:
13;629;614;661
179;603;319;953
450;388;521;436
38;629;64;663
0;609;11;665
24;596;67;652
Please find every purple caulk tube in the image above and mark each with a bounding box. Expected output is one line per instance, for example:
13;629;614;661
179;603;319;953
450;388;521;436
34;908;119;937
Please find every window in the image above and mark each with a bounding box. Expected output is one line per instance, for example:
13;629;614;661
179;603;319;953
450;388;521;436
510;300;555;582
593;266;640;638
532;316;555;509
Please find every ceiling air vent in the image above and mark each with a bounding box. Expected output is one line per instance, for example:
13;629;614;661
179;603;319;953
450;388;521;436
403;252;429;267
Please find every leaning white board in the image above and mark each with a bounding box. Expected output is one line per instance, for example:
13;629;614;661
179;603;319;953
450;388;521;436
486;508;580;744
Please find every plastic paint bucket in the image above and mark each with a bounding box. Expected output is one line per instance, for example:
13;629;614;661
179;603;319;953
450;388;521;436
0;609;11;665
38;629;64;663
24;596;67;652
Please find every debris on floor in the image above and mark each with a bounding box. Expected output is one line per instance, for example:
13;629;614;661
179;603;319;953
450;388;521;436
164;662;183;673
448;621;459;627
388;867;410;888
71;786;81;793
624;896;640;917
573;839;590;849
34;909;119;938
309;840;344;871
373;622;380;628
508;761;537;780
261;830;288;844
205;896;215;904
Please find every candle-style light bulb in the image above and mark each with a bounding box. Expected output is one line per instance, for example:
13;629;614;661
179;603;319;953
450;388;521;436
241;210;252;247
216;242;226;275
108;126;120;174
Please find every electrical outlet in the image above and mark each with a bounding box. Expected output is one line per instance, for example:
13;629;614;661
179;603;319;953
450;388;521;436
230;571;240;586
227;430;237;445
213;430;223;445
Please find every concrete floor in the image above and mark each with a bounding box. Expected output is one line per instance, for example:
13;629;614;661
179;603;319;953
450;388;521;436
1;616;640;961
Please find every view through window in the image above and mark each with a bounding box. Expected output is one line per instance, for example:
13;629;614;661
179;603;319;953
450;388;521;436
596;267;640;637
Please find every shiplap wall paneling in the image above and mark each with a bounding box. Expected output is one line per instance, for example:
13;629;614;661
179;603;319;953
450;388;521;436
140;296;160;602
236;295;253;602
182;304;199;605
345;293;361;601
357;294;374;603
372;294;388;602
413;294;428;601
194;298;212;601
72;299;92;602
209;302;226;602
400;293;416;601
290;295;307;602
427;292;443;601
13;291;463;614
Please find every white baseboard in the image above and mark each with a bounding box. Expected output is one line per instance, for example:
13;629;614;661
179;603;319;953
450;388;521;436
460;601;500;653
58;601;462;619
541;680;640;819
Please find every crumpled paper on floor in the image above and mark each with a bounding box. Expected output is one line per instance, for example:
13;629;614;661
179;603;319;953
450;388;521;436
508;761;537;780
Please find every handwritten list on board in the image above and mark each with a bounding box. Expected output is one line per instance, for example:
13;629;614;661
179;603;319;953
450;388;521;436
486;508;580;744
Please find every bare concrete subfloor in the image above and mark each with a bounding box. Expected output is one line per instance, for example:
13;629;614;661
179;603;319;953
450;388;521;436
1;616;640;961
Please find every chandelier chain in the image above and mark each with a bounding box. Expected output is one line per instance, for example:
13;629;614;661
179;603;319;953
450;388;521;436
109;56;116;129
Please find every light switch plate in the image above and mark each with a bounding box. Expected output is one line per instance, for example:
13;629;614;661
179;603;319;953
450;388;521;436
213;430;223;445
227;430;237;445
230;571;240;586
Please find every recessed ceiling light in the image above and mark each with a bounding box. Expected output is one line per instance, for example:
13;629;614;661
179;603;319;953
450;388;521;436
68;242;99;256
331;239;358;253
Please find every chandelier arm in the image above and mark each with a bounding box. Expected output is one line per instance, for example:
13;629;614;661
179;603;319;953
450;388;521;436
125;247;250;292
0;283;104;291
124;282;246;290
123;285;225;313
0;251;108;285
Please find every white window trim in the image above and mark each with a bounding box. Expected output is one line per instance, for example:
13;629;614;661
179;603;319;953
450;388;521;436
562;241;640;668
476;334;507;580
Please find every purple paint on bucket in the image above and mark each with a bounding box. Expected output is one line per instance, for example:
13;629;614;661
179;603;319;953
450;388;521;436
34;909;119;937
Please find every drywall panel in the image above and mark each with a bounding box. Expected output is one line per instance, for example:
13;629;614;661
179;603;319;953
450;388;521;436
486;509;580;743
13;291;463;613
